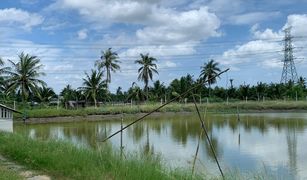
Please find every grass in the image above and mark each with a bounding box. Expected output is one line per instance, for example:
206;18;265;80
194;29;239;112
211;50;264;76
0;132;279;180
0;166;22;180
0;132;199;180
14;100;307;119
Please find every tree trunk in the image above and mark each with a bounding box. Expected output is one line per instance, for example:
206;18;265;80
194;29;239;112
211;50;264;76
94;94;97;108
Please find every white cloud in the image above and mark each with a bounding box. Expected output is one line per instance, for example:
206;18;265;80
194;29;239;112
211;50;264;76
53;0;220;44
228;12;281;25
136;7;220;43
0;8;43;30
213;14;307;76
77;29;88;40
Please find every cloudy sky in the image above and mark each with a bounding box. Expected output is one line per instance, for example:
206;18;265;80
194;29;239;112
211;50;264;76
0;0;307;93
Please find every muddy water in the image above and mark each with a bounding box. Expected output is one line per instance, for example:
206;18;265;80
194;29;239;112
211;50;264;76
14;113;307;179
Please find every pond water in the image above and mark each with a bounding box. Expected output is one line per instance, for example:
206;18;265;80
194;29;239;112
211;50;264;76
13;113;307;179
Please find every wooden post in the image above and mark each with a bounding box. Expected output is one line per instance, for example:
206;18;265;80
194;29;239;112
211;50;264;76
237;106;240;122
226;97;229;105
57;97;59;110
160;98;163;105
120;115;124;159
13;101;16;110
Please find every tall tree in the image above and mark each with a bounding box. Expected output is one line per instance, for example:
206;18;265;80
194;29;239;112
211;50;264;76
135;53;158;100
200;59;221;97
6;53;46;102
127;82;145;104
60;85;76;109
37;86;56;103
80;70;106;108
0;57;10;75
95;48;120;86
0;57;11;98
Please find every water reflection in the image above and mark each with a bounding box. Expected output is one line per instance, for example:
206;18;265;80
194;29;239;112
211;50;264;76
14;113;307;179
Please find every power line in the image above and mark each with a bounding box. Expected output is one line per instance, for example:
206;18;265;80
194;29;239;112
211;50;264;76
0;36;306;50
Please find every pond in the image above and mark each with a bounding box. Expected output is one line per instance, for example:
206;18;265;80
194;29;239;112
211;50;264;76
14;112;307;179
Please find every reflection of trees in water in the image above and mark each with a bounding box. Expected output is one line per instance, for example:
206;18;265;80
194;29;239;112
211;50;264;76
170;118;201;145
15;122;112;148
141;124;155;155
127;122;145;143
202;135;223;160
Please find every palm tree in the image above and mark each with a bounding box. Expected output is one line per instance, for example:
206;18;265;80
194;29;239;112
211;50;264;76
135;53;158;100
127;82;145;104
0;57;10;75
6;53;46;102
37;86;56;103
0;57;11;99
200;59;221;97
95;48;120;86
80;70;106;108
60;85;76;109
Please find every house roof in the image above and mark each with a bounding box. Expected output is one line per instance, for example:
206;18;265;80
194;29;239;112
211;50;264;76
0;104;22;114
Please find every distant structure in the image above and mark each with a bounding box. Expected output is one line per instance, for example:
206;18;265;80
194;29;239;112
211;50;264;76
280;27;298;84
0;104;21;132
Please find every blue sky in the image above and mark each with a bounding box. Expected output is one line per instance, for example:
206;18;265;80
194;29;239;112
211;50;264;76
0;0;307;93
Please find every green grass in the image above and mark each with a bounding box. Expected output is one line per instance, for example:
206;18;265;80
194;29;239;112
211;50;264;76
0;166;22;180
0;132;199;180
0;132;278;180
14;101;307;119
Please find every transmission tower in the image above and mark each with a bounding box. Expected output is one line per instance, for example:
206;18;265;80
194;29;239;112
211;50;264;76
280;27;298;84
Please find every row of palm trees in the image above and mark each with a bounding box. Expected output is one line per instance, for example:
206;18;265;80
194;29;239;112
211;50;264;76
0;48;220;107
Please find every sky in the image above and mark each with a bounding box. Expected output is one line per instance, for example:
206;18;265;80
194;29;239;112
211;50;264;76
0;0;307;93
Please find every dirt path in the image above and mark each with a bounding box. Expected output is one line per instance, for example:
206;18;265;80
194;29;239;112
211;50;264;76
0;154;51;180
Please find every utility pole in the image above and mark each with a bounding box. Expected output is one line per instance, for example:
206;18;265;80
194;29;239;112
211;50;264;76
281;26;298;84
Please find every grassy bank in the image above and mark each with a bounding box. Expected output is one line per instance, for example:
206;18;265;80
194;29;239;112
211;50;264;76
0;132;198;180
14;101;307;119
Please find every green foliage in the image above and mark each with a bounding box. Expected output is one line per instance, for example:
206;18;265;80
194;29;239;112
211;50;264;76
12;101;307;119
135;53;158;99
80;70;107;107
200;59;221;86
6;52;46;102
0;132;199;180
95;48;120;84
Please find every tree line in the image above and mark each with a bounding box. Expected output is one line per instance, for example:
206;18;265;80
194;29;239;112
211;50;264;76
0;49;306;108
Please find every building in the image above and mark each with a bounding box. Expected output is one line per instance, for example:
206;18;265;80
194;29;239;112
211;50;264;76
0;104;21;133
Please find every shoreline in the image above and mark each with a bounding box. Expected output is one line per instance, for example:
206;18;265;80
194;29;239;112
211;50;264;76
15;109;307;124
18;111;193;124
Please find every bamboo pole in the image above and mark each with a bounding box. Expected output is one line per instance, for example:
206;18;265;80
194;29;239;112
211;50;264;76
192;95;224;178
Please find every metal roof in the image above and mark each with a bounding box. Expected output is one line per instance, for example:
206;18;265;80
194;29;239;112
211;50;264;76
0;104;22;114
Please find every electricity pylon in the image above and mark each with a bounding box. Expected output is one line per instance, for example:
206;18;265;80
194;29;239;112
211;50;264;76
280;26;298;84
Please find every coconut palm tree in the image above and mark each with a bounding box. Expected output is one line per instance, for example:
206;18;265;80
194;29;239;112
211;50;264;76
37;86;56;103
60;85;76;109
80;70;106;108
95;48;120;86
200;59;221;97
6;53;46;102
0;57;11;75
0;57;11;99
127;82;145;104
135;53;158;100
